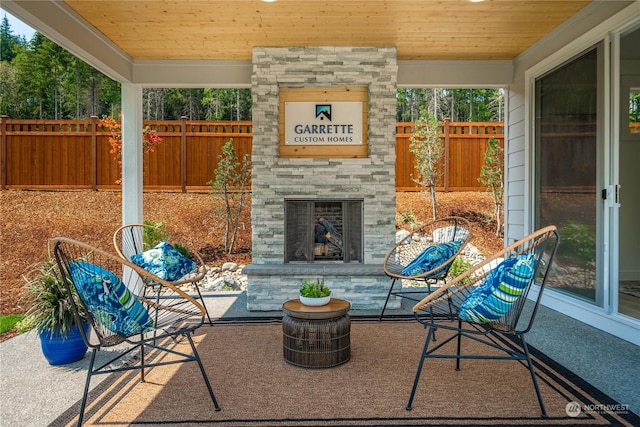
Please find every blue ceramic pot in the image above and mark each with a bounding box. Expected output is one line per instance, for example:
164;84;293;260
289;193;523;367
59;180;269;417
39;323;89;365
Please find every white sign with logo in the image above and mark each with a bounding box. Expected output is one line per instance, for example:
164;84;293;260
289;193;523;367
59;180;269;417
284;102;363;145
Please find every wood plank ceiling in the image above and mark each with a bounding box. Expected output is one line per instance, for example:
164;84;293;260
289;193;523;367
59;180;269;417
63;0;590;61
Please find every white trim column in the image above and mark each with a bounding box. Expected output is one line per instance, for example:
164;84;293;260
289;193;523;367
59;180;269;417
121;83;143;226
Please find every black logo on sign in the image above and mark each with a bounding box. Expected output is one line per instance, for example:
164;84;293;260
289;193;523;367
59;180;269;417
316;104;331;121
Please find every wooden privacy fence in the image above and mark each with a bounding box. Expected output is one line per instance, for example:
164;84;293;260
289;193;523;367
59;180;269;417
1;116;503;192
396;119;503;191
0;116;253;192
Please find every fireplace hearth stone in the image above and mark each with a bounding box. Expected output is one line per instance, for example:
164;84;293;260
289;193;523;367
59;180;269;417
243;264;395;312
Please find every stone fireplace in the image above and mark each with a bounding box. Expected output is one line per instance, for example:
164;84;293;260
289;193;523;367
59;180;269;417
244;46;398;311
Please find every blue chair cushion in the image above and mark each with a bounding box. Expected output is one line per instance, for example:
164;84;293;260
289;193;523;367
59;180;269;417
69;261;153;336
401;240;462;277
458;253;536;323
130;241;196;281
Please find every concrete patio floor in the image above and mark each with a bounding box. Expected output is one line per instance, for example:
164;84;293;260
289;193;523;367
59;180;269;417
0;291;638;427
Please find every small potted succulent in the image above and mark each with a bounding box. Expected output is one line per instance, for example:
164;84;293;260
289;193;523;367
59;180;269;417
299;279;332;306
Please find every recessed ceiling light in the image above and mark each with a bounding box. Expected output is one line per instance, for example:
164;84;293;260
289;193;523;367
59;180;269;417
469;0;485;3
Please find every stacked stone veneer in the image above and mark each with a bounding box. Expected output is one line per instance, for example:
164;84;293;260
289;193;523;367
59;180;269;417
244;46;398;311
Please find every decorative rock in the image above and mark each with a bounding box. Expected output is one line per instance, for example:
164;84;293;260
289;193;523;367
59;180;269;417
204;277;227;292
460;243;486;266
198;263;247;292
222;262;238;272
396;229;411;243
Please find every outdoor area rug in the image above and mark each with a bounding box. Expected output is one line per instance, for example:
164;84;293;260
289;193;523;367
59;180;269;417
51;319;639;426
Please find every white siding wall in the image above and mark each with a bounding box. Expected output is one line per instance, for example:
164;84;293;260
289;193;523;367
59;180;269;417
508;2;640;345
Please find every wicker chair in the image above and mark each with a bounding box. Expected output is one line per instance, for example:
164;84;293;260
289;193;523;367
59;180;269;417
379;217;472;320
406;225;560;417
113;223;212;324
52;237;220;426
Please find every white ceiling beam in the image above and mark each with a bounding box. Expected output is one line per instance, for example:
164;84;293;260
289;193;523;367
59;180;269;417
397;60;513;87
132;60;252;88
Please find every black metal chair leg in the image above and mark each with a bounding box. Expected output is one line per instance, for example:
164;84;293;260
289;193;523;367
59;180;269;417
455;319;462;371
77;349;97;427
426;282;438;342
185;333;220;411
379;278;398;321
406;326;434;410
140;340;146;382
521;336;547;418
193;285;213;325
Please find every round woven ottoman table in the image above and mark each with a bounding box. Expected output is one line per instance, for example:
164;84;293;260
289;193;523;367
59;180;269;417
282;298;351;368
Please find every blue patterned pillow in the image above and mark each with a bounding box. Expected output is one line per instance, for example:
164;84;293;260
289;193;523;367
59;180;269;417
69;261;153;336
401;240;462;277
130;241;196;281
458;253;536;323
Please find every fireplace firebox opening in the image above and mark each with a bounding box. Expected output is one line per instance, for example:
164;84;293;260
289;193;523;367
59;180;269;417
285;199;363;264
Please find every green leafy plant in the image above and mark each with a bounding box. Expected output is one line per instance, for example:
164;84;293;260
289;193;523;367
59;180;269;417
446;257;474;285
558;222;596;287
409;109;444;221
208;138;251;254
558;222;596;266
299;279;331;298
18;258;87;336
142;219;191;259
477;136;504;236
397;211;422;231
172;243;191;259
143;219;167;249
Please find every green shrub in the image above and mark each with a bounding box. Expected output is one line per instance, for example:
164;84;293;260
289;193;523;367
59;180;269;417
172;243;191;259
0;314;25;334
142;220;191;258
208;138;251;255
558;222;596;267
15;316;36;333
447;257;474;285
143;219;167;249
397;211;421;230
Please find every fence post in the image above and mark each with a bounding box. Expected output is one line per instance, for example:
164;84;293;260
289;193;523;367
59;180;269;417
443;118;450;192
91;116;98;190
1;115;7;190
181;116;187;193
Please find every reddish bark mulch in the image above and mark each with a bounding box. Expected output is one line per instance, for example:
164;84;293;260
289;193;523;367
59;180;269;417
0;189;501;342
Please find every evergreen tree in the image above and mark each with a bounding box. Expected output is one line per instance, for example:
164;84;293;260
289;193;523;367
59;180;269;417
0;14;26;63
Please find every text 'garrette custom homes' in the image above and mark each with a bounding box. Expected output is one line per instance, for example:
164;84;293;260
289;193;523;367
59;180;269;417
292;124;355;143
285;101;363;145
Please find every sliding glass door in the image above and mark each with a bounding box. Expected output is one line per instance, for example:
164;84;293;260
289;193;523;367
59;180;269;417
617;26;640;320
534;28;640;320
534;44;603;306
